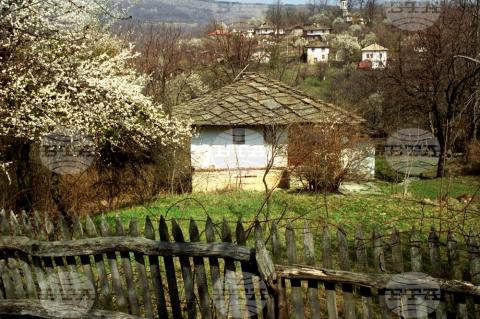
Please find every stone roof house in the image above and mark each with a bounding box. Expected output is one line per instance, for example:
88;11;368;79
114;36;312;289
174;73;371;191
305;41;330;64
361;43;388;69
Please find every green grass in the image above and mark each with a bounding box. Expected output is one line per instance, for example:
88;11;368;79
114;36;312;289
105;176;480;239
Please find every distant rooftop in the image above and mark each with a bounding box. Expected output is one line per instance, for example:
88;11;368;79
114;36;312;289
173;73;364;126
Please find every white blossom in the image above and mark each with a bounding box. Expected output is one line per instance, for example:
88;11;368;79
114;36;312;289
0;0;191;169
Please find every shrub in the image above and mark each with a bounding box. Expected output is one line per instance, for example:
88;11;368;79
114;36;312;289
288;123;373;192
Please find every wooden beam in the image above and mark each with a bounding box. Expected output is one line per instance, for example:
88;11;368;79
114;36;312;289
0;236;253;261
275;264;480;297
0;299;142;319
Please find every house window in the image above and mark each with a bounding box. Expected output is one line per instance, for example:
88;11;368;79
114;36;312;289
232;127;245;144
322;54;325;60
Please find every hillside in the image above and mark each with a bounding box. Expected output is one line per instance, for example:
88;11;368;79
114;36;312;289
127;0;269;28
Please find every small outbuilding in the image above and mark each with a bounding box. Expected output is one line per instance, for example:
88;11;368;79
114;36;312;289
173;73;373;192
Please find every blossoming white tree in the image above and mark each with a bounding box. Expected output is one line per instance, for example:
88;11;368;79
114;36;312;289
0;0;190;210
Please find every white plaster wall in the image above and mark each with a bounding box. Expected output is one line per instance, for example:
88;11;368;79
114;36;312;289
362;51;387;68
191;127;288;170
307;47;330;64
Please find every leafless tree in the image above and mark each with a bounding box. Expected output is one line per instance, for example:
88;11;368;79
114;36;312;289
385;4;480;177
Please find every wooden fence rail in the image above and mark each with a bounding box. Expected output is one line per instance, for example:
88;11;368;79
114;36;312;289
0;210;479;319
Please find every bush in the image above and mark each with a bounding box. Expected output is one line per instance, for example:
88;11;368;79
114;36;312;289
288;123;373;192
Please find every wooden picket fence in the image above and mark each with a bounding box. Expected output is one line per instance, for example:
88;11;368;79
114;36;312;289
0;211;479;318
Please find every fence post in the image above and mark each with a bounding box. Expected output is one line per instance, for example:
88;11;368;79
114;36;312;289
356;227;373;319
337;225;356;319
190;219;213;319
322;224;338;319
221;218;241;318
172;219;196;319
304;222;321;319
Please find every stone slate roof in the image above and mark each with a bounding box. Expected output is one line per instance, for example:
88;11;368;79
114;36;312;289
173;73;364;126
362;43;388;51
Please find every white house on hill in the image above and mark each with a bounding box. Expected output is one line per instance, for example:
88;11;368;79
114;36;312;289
173;73;373;192
255;25;285;36
303;25;331;39
306;41;330;64
361;43;388;69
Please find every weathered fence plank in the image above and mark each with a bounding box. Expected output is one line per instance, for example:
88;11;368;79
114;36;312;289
303;222;321;319
236;220;258;319
144;216;167;318
130;219;154;318
468;231;480;319
205;217;225;318
429;228;447;319
270;221;287;319
355;227;373;319
337;225;356;319
410;226;427;319
286;222;305;319
190;219;212;319
254;221;276;319
159;216;182;319
222;218;242;318
100;216;127;313
116;218;140;316
373;227;390;319
85;215;112;309
322;224;338;319
172;219;196;319
447;231;467;318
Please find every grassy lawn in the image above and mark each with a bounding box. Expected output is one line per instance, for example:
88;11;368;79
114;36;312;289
105;176;480;240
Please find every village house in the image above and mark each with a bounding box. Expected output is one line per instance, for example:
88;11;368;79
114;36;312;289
303;25;332;40
361;43;388;69
228;22;255;37
254;25;285;36
173;73;373;192
286;25;304;37
305;41;330;64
